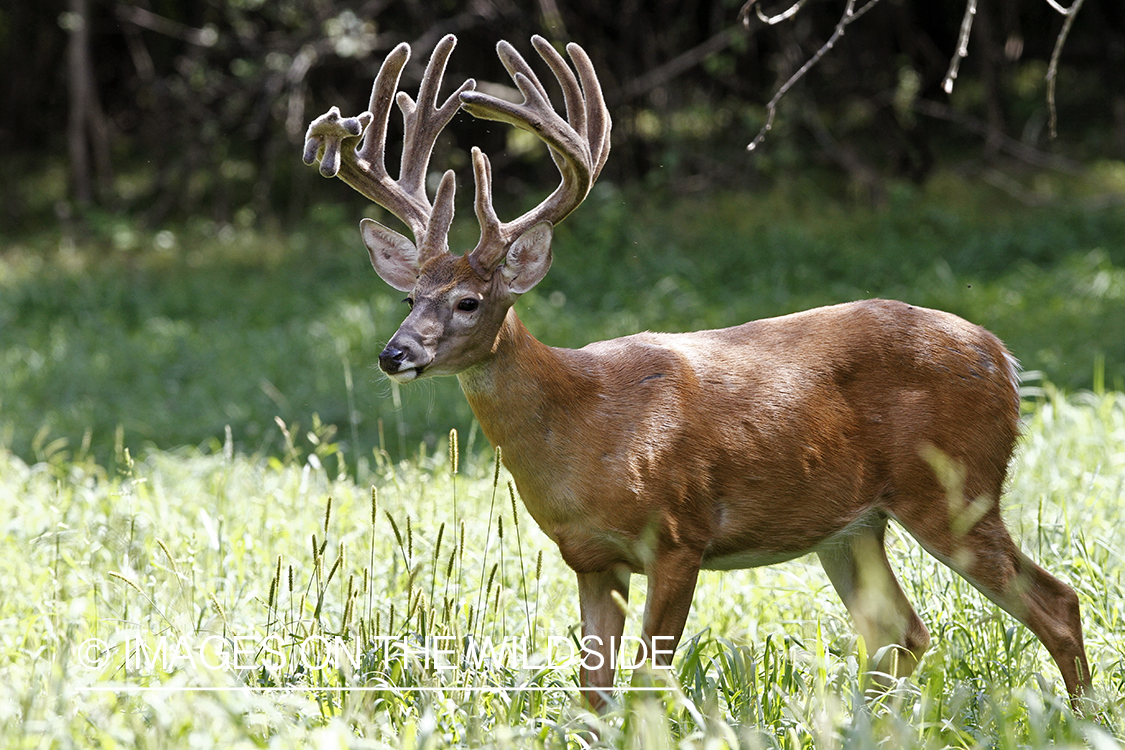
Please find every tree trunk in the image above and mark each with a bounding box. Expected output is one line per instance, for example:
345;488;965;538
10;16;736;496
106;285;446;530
66;0;112;207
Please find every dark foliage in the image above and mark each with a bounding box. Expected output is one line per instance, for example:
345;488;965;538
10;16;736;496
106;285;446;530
1;0;1123;232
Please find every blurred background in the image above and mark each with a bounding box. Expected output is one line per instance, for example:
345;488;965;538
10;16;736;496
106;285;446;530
2;0;1124;469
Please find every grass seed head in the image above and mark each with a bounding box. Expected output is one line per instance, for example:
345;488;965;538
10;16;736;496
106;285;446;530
325;552;342;587
156;539;179;577
269;555;282;609
449;428;459;476
486;562;498;598
210;592;228;625
387;511;403;549
434;522;446;562
108;571;144;596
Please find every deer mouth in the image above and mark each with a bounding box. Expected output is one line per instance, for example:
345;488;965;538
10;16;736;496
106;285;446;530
385;366;422;383
378;340;430;382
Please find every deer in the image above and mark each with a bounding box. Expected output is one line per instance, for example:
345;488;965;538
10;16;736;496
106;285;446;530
302;33;1092;711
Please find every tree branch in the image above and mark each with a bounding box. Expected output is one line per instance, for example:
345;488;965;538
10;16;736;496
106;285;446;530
745;0;884;152
1045;0;1087;138
620;28;741;102
912;98;1081;173
941;0;977;95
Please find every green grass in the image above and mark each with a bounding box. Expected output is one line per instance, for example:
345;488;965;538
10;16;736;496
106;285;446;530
2;170;1125;465
0;388;1122;747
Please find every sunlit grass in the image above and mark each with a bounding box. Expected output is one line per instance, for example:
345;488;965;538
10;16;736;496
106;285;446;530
1;388;1122;747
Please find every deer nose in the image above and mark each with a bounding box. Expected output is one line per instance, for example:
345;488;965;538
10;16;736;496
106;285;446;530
378;344;409;373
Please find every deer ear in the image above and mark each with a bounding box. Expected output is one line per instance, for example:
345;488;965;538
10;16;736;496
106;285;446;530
501;221;553;294
361;218;419;292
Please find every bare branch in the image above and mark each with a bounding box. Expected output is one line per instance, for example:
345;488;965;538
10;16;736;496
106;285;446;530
114;4;217;47
747;0;884;152
1046;0;1087;139
739;0;811;27
941;0;977;95
912;98;1081;173
743;0;1089;154
621;28;740;102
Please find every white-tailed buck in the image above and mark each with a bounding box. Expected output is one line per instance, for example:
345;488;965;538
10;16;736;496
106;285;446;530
304;34;1091;710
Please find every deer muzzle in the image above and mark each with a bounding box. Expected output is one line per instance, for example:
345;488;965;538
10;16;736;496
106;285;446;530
378;334;430;383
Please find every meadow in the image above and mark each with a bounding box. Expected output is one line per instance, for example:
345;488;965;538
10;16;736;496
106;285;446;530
4;167;1125;466
2;172;1125;747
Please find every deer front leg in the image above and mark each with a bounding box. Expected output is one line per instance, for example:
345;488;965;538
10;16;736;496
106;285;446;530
577;565;631;711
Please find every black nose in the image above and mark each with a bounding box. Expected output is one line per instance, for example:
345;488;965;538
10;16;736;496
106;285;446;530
379;345;408;373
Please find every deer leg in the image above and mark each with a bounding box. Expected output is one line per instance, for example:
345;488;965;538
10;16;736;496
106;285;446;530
638;546;704;671
816;517;931;687
894;501;1092;706
576;565;631;711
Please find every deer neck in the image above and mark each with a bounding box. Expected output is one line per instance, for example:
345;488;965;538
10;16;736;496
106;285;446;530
457;308;586;459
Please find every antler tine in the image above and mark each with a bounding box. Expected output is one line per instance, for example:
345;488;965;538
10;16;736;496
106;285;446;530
303;34;475;248
418;170;457;258
397;36;474;206
355;42;409;175
469;147;502;271
530;37;587;157
494;40;553;109
303;107;374;179
461;36;611;277
566;41;612;180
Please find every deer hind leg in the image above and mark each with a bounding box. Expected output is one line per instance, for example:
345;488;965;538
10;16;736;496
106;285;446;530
639;545;704;667
892;493;1092;705
817;516;931;686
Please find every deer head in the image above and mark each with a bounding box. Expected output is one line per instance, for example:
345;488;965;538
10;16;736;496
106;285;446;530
303;34;610;382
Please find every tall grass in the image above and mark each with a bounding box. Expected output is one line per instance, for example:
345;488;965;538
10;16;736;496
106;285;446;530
1;387;1122;747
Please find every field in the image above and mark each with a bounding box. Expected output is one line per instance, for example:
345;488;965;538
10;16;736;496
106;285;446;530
2;174;1125;746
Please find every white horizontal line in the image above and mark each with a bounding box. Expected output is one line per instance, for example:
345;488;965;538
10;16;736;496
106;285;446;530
73;685;673;693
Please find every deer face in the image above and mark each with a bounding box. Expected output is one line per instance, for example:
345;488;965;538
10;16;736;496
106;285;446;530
369;219;554;382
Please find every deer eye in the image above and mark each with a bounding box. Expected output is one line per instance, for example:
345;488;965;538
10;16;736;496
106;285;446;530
456;298;479;312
